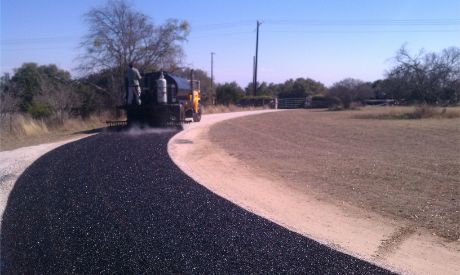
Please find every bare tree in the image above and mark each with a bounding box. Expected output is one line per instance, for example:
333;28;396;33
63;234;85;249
79;0;189;105
327;78;372;108
385;45;460;104
38;65;78;122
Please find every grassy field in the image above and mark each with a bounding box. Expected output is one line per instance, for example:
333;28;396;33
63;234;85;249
209;106;460;241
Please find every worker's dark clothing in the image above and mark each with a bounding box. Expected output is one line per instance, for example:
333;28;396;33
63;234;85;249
127;67;142;105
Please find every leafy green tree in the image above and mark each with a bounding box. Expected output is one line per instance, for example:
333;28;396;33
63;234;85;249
26;102;54;119
8;63;80;119
216;82;244;105
244;78;326;99
10;63;43;111
278;78;326;98
245;82;282;97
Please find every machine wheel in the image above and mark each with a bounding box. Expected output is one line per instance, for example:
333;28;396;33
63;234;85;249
193;106;202;122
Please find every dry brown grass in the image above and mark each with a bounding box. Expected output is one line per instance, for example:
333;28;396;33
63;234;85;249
354;105;460;120
0;105;265;151
209;106;460;240
0;113;112;151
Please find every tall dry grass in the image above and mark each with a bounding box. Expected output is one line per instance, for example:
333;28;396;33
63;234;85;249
0;112;116;151
0;113;113;138
0;105;265;138
1;113;49;137
0;105;264;147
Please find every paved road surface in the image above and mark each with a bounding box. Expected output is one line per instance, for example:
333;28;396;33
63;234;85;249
1;130;392;274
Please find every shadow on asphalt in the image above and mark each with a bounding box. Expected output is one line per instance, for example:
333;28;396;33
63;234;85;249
1;131;392;274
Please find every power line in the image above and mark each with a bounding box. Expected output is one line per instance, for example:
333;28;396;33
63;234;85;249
1;36;78;45
2;18;458;45
192;20;254;31
263;29;460;34
0;31;255;44
1;46;76;51
2;28;458;51
264;18;460;26
189;31;254;39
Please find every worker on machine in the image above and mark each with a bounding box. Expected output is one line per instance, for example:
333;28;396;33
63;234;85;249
127;62;142;105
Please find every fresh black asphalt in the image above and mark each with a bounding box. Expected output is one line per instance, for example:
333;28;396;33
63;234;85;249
1;130;393;274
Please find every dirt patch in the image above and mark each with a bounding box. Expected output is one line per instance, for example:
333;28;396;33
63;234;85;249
373;226;416;260
169;110;460;275
209;108;460;241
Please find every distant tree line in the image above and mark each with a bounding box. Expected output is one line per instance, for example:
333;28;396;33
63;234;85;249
1;0;459;120
214;45;459;108
3;44;458;120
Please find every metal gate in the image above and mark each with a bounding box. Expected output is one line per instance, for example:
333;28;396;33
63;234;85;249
277;98;306;109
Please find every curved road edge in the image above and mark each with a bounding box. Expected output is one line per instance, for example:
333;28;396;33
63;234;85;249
167;110;460;275
0;134;95;228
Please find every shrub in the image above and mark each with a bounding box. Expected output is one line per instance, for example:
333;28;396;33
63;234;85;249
308;94;342;109
411;104;437;119
216;82;244;105
26;102;54;119
327;78;373;109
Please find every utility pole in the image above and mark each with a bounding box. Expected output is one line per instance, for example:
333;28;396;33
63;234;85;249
252;56;256;95
253;20;262;96
211;52;215;104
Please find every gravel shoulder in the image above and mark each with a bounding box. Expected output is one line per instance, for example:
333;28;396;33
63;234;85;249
168;109;460;275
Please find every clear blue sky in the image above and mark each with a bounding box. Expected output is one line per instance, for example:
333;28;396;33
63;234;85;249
1;0;459;87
